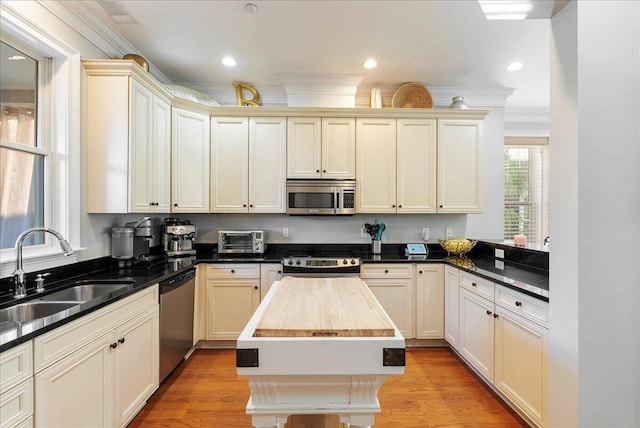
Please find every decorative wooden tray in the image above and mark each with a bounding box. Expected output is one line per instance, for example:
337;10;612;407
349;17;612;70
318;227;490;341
391;82;433;108
254;276;395;337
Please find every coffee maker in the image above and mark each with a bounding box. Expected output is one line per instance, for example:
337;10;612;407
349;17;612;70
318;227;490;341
111;217;165;267
163;218;197;257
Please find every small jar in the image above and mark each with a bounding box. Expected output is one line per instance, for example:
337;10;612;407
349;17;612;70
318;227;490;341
448;96;469;109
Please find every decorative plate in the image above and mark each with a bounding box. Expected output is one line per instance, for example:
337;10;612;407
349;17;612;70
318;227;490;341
391;82;433;108
163;84;220;106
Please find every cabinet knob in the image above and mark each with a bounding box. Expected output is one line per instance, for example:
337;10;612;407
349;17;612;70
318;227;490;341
278;271;281;274
392;205;396;208
316;170;320;173
399;205;402;208
440;205;443;208
250;204;253;208
419;270;423;274
486;310;492;316
174;203;178;207
384;269;389;273
243;204;246;207
323;170;326;173
515;301;522;307
254;286;258;290
493;314;499;318
118;338;125;344
231;269;235;273
110;343;118;349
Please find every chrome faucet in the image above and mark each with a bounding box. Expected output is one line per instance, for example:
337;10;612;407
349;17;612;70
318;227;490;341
13;227;74;298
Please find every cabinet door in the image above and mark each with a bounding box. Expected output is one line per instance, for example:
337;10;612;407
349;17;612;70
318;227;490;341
206;279;260;340
35;334;114;428
128;79;154;212
249;117;287;213
356;118;397;213
363;278;413;338
495;306;548;427
437;120;483;213
397;119;437;213
287;117;321;178
415;264;444;339
211;117;249;212
151;96;171;212
260;264;283;300
322;118;355;179
444;265;460;349
113;306;159;428
172;108;210;213
458;287;494;381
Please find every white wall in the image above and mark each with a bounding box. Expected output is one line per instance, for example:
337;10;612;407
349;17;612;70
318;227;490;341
550;1;640;426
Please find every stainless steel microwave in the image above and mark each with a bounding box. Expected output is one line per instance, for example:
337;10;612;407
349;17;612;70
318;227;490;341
286;180;356;215
218;230;266;254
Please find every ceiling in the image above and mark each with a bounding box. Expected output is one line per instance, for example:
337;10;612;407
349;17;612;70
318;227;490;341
20;1;555;114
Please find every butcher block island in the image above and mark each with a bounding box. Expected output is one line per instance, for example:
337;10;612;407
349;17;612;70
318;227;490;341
237;276;406;428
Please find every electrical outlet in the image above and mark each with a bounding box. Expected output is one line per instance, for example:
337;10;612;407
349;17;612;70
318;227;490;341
361;227;367;238
445;227;452;238
422;227;429;241
282;227;289;238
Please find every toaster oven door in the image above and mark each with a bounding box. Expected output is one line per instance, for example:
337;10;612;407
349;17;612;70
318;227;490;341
218;231;257;253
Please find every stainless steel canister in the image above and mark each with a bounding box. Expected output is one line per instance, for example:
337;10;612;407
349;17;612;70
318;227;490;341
111;227;134;259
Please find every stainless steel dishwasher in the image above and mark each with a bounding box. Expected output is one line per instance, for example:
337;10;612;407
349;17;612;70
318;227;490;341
159;267;195;383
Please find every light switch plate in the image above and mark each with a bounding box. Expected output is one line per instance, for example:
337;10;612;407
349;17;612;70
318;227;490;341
445;227;452;238
422;227;429;241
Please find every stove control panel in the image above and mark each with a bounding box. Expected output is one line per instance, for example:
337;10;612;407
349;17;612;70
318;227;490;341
283;257;361;268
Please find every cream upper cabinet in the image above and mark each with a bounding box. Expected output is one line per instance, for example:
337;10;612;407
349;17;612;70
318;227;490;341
397;118;437;213
356;118;397;213
211;117;249;212
211;117;286;213
287;117;355;179
249;117;287;213
85;61;171;213
171;107;210;213
437;119;483;213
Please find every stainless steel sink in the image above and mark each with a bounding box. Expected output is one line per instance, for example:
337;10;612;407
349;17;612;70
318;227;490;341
38;282;134;303
0;301;78;323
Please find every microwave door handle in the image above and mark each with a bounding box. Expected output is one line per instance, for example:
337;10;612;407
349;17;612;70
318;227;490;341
335;188;340;214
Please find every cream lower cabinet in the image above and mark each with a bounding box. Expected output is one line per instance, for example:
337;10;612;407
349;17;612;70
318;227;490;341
172;107;211;213
206;264;261;340
34;286;159;428
415;264;444;339
211;117;286;213
360;264;414;338
443;265;460;348
0;341;33;428
260;263;283;300
458;286;495;381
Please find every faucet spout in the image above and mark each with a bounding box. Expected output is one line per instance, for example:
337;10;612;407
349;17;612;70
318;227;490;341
13;227;74;298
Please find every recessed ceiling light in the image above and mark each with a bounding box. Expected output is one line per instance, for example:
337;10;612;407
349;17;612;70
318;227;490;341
222;56;237;67
8;55;26;61
507;61;524;72
363;59;378;69
478;0;533;20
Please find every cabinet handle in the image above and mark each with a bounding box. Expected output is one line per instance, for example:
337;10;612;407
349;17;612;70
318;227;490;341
243;204;246;207
323;170;326;173
494;314;499;318
384;269;389;274
118;338;125;344
174;203;178;207
419;270;423;274
515;301;522;307
399;205;402;208
472;282;477;287
110;343;118;349
440;205;443;208
254;286;258;290
316;169;320;173
231;269;235;273
392;204;396;208
250;204;253;207
486;310;492;316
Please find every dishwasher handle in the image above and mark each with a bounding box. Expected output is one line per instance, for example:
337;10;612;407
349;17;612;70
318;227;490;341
160;268;196;294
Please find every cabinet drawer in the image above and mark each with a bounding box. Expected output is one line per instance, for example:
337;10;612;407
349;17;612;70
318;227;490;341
0;379;33;428
34;285;158;373
495;285;548;327
0;341;32;395
459;271;494;300
360;264;413;279
207;264;260;279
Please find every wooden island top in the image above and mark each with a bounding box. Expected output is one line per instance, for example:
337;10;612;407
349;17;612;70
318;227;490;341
253;276;395;338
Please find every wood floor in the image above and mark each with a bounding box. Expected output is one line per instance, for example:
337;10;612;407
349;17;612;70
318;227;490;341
129;347;526;428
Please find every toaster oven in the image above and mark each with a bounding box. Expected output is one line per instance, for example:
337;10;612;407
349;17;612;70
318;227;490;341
218;230;266;254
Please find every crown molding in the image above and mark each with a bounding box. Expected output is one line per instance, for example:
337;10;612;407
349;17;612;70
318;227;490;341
39;1;172;84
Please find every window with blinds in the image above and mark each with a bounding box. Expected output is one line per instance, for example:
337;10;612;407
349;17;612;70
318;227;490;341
504;137;549;246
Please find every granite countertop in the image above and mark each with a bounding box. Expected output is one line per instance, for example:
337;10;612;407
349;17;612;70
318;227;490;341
0;241;548;352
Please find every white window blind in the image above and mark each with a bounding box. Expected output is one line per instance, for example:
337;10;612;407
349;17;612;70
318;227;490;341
504;137;549;246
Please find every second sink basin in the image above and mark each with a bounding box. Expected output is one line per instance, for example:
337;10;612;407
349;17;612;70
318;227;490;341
39;281;134;303
0;301;78;323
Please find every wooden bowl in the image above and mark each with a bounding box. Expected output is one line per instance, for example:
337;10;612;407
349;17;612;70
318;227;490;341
391;82;433;108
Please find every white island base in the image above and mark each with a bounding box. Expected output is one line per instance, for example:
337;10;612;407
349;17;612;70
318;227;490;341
237;277;406;428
